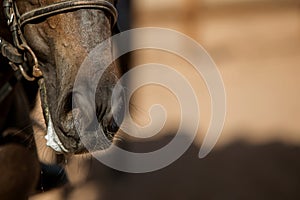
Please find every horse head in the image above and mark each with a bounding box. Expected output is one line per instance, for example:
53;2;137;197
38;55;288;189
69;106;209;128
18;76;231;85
5;0;124;154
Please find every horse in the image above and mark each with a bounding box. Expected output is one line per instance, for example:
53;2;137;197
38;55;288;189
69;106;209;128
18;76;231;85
1;0;123;197
0;2;69;198
0;0;124;152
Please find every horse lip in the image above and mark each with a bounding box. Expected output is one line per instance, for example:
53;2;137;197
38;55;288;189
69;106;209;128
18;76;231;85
63;108;112;150
47;112;114;153
45;115;69;153
72;108;114;151
47;108;84;153
76;123;112;151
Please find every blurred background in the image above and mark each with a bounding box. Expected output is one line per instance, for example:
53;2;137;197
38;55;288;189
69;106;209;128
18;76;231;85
129;0;300;147
31;0;300;199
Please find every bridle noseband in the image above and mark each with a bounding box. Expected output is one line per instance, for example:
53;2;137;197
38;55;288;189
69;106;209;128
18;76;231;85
19;0;118;28
0;0;118;81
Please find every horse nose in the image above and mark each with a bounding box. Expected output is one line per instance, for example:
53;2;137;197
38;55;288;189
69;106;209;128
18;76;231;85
101;86;125;139
58;91;89;139
58;84;125;141
102;116;119;139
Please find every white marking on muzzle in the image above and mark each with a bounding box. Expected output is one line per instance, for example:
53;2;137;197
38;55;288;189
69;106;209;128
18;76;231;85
45;116;69;153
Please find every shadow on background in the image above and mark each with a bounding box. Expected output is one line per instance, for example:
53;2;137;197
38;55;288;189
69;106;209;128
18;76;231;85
64;133;300;200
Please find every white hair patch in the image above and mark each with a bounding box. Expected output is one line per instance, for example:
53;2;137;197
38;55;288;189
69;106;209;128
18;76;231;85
45;116;69;153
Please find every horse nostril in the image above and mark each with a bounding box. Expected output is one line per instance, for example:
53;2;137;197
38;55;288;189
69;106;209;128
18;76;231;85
102;117;119;140
63;92;73;113
107;118;119;133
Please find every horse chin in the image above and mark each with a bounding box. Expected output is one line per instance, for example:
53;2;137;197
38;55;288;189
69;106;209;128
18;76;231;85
70;108;114;152
45;109;114;154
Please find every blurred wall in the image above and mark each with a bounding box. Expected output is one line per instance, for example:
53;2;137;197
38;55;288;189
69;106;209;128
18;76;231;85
129;0;300;147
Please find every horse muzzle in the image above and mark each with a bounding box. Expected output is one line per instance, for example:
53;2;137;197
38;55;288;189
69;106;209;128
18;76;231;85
45;85;125;154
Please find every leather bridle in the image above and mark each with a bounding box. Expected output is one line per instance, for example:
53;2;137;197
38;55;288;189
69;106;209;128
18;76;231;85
0;0;118;81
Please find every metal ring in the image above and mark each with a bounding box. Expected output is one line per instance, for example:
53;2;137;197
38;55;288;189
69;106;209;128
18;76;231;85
20;43;43;78
19;64;35;81
20;43;38;66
